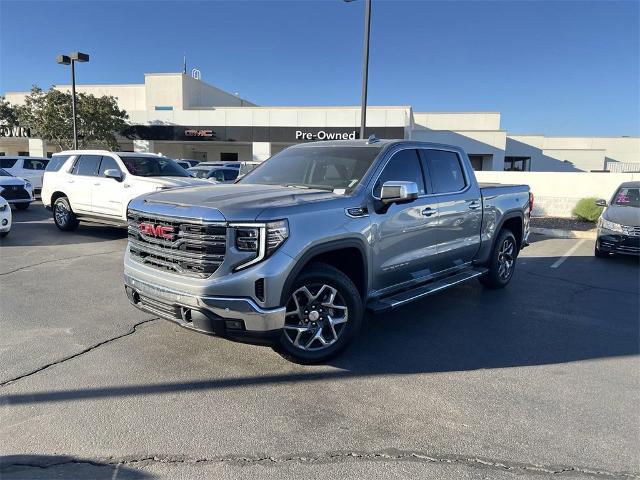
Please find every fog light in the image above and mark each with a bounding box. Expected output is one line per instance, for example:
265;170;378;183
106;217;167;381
225;319;244;330
1;219;7;226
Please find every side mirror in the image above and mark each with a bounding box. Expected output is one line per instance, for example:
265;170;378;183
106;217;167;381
104;169;123;182
380;181;419;205
595;198;607;207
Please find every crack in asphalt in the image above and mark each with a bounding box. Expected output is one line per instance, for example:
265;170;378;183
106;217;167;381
0;318;159;388
0;250;122;276
2;450;637;478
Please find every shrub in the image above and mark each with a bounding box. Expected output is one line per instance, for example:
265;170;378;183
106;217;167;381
573;197;604;222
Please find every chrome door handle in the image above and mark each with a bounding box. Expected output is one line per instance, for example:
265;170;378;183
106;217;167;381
67;179;74;183
468;201;481;210
93;182;101;186
421;207;437;217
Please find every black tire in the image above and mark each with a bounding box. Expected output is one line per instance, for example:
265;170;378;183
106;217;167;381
480;229;518;289
53;197;79;231
594;243;607;258
15;202;29;210
0;230;8;238
274;263;363;364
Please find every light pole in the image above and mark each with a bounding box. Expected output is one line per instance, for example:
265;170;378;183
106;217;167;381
56;51;90;149
345;0;371;140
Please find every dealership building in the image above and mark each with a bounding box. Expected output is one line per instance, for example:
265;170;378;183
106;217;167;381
2;72;638;172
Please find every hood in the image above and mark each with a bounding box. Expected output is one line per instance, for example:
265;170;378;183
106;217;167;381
604;205;640;227
132;176;210;188
140;183;343;221
0;176;26;187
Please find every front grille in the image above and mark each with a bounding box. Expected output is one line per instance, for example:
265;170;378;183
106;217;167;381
1;185;29;201
127;209;227;278
623;225;640;237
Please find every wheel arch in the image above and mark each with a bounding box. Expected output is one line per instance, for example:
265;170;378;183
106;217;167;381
280;238;369;306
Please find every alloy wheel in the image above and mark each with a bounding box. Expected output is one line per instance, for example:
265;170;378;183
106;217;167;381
55;202;69;225
497;237;515;280
284;283;349;351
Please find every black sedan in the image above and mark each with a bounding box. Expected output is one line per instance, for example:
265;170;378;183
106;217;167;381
595;181;640;257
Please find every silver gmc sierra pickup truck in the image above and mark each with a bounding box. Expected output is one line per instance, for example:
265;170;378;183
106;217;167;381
124;138;531;362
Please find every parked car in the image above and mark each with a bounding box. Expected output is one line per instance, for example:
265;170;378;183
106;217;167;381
595;181;640;257
0;156;49;193
199;161;241;169
187;165;240;183
175;160;192;170
0;168;34;210
124;139;531;363
238;161;261;177
0;196;12;238
179;159;201;168
42;150;211;231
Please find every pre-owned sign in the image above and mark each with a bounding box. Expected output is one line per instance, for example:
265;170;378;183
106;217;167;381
295;130;357;141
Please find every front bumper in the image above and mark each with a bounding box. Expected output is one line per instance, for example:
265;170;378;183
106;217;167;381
124;274;285;344
596;231;640;256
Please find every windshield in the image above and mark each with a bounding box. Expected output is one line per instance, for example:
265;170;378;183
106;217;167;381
0;168;11;177
612;187;640;208
119;156;190;177
238;146;382;193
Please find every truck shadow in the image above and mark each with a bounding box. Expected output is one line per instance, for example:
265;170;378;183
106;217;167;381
0;454;155;479
1;250;637;406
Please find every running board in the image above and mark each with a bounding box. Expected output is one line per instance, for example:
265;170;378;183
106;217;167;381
367;267;488;313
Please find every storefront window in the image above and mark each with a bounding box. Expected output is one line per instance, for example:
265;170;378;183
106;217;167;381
504;156;531;171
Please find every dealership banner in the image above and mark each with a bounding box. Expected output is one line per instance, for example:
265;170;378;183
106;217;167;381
122;126;405;143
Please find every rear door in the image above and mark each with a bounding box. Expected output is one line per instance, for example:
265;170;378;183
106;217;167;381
421;149;482;271
369;148;440;293
67;155;102;213
91;155;126;218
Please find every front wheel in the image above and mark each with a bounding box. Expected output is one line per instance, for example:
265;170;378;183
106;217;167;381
53;197;79;231
480;229;518;289
15;202;30;210
274;263;363;364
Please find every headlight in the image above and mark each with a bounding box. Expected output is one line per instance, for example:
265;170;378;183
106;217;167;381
232;220;289;270
24;181;32;189
600;218;624;233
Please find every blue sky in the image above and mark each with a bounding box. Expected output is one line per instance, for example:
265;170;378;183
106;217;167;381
1;0;638;136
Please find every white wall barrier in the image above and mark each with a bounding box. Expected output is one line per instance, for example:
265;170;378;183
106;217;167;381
475;171;639;218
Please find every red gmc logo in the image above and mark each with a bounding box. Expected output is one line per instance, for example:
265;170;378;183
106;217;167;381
139;223;175;240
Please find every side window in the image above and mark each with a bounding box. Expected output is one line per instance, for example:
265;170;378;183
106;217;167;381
425;150;466;194
223;169;239;181
0;158;17;168
72;155;102;176
98;156;121;176
373;149;426;197
208;169;226;182
24;159;49;170
45;155;72;172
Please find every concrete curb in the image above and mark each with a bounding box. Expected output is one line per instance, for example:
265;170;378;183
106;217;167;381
531;227;597;240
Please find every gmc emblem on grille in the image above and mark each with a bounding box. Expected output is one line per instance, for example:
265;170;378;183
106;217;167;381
139;223;175;240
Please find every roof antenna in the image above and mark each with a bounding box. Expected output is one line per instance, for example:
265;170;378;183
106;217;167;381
366;133;379;144
182;54;187;74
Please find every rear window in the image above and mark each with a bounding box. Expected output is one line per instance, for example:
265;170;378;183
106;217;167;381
0;158;17;168
46;155;73;172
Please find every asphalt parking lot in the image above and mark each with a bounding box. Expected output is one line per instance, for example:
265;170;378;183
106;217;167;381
0;203;638;480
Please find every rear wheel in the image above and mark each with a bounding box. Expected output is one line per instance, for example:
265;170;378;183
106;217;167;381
480;229;518;289
15;202;29;210
274;263;363;363
53;197;79;231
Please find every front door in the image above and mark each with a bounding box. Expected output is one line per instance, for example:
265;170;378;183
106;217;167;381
369;148;440;293
92;155;126;218
421;149;482;271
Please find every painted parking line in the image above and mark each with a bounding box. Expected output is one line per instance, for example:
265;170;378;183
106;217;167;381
550;239;587;269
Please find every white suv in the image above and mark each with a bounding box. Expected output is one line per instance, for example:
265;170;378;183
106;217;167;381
42;150;210;231
0;156;50;192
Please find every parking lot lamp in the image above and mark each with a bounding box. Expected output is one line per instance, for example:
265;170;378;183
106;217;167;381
344;0;372;140
56;51;90;150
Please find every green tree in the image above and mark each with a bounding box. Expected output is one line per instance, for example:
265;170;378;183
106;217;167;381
0;96;19;127
17;86;128;150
